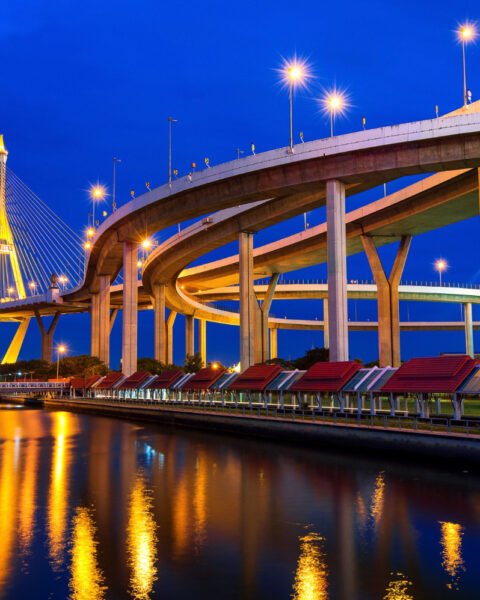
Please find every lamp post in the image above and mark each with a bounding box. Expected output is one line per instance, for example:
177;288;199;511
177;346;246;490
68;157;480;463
56;344;66;379
324;92;346;137
282;59;308;152
434;258;448;286
112;157;122;212
89;184;107;228
168;116;178;185
458;24;476;106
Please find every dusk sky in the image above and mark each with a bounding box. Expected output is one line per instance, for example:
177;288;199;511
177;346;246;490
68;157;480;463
2;0;480;366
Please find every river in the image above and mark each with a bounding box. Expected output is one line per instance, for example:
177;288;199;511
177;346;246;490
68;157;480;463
0;406;478;599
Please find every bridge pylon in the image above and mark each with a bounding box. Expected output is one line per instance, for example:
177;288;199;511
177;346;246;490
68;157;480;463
0;135;29;363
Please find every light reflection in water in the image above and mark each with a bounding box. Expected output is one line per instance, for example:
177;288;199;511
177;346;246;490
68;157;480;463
48;412;72;569
439;521;465;589
193;455;207;551
383;573;414;600
127;472;158;599
0;436;18;594
18;440;39;556
371;471;385;525
292;532;328;600
69;507;106;600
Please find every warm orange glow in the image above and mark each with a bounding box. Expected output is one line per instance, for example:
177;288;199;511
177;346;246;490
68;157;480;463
58;344;66;355
458;23;476;42
440;521;465;588
435;258;448;273
323;92;347;114
58;275;68;284
370;471;385;525
90;184;107;201
84;241;92;250
70;507;106;599
193;453;207;550
18;441;39;556
86;227;95;238
211;362;220;370
0;432;18;593
7;287;14;294
127;473;158;599
280;57;311;88
292;532;328;600
28;281;36;289
137;260;142;268
383;574;414;600
141;238;152;250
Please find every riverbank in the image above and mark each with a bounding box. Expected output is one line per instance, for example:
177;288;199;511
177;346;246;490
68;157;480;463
44;397;480;465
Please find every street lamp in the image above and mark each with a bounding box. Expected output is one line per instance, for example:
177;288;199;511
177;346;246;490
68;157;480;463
323;91;347;137
112;157;122;212
167;116;178;186
458;24;476;106
89;184;107;228
281;58;310;151
56;344;66;379
434;258;448;286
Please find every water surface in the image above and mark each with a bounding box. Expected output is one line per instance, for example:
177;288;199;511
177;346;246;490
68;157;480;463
0;406;479;599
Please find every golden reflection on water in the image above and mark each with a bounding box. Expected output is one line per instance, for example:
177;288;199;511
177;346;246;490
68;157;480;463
439;521;464;589
18;440;39;555
193;455;207;550
127;472;158;599
383;573;414;600
69;507;106;600
48;412;72;569
0;434;18;594
292;532;328;600
371;471;385;525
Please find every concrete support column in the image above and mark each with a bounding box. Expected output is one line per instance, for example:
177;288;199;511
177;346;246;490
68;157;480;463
239;231;255;369
35;311;60;363
464;302;474;358
98;275;111;367
326;180;348;362
269;327;278;360
361;234;411;367
122;241;138;376
152;284;167;363
185;315;195;357
323;298;329;350
260;273;279;362
199;319;207;366
90;293;100;358
166;311;177;364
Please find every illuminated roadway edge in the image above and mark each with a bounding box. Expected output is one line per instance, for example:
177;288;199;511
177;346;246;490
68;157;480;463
2;106;480;337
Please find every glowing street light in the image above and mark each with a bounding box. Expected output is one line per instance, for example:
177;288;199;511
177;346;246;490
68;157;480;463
458;23;477;106
323;91;347;137
56;344;67;380
86;227;95;238
434;258;448;286
280;58;310;151
58;275;68;290
84;241;92;251
28;281;37;294
89;184;107;227
141;238;152;250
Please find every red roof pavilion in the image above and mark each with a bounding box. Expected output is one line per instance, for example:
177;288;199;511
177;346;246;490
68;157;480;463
118;371;152;390
229;364;283;391
181;367;225;390
289;361;361;393
148;369;184;389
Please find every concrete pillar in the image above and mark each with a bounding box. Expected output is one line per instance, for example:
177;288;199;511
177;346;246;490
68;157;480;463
269;328;278;360
323;298;329;350
152;284;167;363
199;319;207;366
239;232;255;369
185;315;195;357
166;311;177;364
326;180;348;362
98;275;111;367
361;234;411;367
259;274;279;362
122;241;138;376
35;311;60;363
464;302;474;358
90;293;100;358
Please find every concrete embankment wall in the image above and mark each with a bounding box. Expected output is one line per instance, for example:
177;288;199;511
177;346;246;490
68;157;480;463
43;399;480;465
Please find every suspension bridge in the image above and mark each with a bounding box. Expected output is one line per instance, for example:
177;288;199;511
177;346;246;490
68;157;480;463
1;101;480;372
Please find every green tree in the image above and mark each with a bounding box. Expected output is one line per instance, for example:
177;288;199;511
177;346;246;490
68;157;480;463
137;357;183;373
292;347;330;370
184;352;203;373
58;355;108;378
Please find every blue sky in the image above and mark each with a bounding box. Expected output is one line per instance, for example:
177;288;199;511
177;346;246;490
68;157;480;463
1;0;480;366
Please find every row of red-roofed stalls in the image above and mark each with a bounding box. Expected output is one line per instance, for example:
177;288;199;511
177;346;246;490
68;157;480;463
69;375;102;397
381;355;478;420
85;356;478;419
